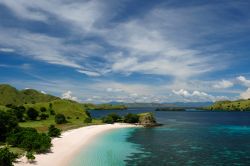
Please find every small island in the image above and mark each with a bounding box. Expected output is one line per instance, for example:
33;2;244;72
205;99;250;111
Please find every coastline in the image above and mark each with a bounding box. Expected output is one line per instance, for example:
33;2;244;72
14;123;140;166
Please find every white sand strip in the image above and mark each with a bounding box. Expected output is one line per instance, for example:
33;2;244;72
14;123;139;166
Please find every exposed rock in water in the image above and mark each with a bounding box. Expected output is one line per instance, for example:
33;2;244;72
138;112;160;127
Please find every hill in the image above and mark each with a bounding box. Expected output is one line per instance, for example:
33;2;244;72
207;99;250;111
0;84;59;105
24;99;89;119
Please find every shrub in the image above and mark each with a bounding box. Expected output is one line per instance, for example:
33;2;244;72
0;111;18;141
49;109;55;115
84;117;92;123
40;113;49;120
123;113;139;123
26;151;35;163
102;116;114;124
85;110;91;117
48;125;61;137
40;107;47;112
6;127;52;153
7;107;25;122
55;114;66;124
102;113;121;124
27;108;39;120
0;147;18;166
108;113;121;122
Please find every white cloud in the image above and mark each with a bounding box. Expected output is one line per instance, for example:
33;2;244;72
106;88;123;93
0;0;228;80
61;91;78;101
77;70;101;77
237;76;250;87
213;80;234;89
0;48;15;52
240;88;250;99
40;90;46;94
172;89;229;102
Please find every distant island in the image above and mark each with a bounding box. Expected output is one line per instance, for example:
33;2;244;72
205;99;250;111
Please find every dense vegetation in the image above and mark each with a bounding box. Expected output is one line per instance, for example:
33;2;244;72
0;110;52;165
0;147;18;166
102;113;122;124
102;112;157;127
6;127;51;153
48;125;61;137
206;99;250;111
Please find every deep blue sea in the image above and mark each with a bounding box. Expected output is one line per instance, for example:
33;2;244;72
71;109;250;166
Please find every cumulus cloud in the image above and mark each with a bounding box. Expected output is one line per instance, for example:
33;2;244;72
237;76;250;87
172;89;229;102
40;90;46;94
213;80;234;89
240;88;250;99
61;91;78;101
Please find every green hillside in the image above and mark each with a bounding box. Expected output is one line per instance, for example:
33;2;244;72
207;99;250;111
24;100;89;119
20;99;100;132
0;84;59;105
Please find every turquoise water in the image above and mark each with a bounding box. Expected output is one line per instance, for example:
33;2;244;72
71;110;250;166
70;128;142;166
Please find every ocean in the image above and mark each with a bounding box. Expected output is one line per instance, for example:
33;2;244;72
70;109;250;166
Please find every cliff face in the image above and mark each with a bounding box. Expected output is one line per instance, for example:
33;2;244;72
138;112;158;127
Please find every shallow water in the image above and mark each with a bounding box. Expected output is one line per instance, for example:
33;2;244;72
70;128;142;166
71;110;250;166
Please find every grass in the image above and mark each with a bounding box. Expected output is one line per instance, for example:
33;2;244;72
24;99;89;118
9;147;25;156
20;116;103;132
0;105;8;111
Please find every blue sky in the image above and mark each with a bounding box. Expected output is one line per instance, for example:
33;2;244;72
1;0;250;103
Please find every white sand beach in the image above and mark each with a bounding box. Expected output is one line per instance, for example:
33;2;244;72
15;123;138;166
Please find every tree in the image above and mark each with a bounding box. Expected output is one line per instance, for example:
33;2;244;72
49;109;55;115
40;107;47;112
27;108;39;120
6;127;52;153
48;125;61;137
0;111;18;141
123;113;139;123
39;113;49;120
102;116;114;124
55;114;66;124
0;147;18;166
108;113;121;122
84;117;92;123
102;113;121;124
26;151;35;163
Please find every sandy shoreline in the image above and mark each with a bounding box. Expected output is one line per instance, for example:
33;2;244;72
14;123;139;166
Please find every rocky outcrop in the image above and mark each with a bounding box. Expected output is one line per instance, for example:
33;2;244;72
138;112;160;127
